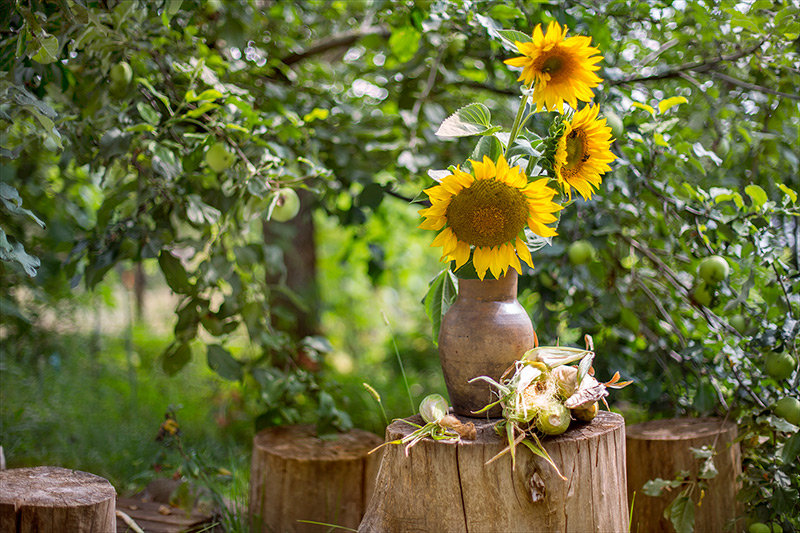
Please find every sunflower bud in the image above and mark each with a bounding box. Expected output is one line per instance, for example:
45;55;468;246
419;393;449;424
535;401;571;435
552;365;578;398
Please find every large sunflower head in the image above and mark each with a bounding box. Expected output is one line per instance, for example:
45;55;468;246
419;155;561;280
553;104;616;201
504;21;603;113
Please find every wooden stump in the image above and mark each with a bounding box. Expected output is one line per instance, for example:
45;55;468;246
359;411;628;532
0;466;116;533
249;425;383;533
626;417;741;532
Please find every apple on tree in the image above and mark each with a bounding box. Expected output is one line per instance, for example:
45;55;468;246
205;142;235;172
269;188;300;222
568;240;594;265
698;255;729;284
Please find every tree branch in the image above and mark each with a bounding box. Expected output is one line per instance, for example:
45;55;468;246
280;25;390;66
608;40;765;86
710;71;800;101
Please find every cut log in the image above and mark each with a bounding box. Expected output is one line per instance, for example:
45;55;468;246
359;411;628;532
249;425;383;533
626;417;741;532
0;466;116;533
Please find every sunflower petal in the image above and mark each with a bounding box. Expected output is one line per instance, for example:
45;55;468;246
473;246;492;281
516;235;534;268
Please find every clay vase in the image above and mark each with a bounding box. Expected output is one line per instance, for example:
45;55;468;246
438;270;535;417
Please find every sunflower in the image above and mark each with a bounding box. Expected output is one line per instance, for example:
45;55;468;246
553;105;616;201
504;21;603;113
419;155;561;280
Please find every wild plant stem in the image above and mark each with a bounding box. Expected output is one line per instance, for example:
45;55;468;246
504;83;534;157
383;312;416;414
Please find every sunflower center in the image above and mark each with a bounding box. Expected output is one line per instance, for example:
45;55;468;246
564;129;589;171
540;55;563;74
445;178;529;247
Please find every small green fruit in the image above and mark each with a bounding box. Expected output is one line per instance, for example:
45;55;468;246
765;352;796;381
729;314;748;334
774;397;800;426
698;255;729;284
748;524;770;533
771;524;783;533
535;402;570;435
271;188;300;222
604;111;624;140
110;61;133;86
693;282;713;307
205;142;235;172
568;240;594;265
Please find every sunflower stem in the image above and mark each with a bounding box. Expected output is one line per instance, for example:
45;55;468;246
505;83;534;158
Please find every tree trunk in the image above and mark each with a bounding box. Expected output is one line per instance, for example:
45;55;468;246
626;417;741;532
249;425;383;533
359;411;628;532
0;466;116;533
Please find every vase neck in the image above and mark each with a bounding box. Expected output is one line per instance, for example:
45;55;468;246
457;270;519;301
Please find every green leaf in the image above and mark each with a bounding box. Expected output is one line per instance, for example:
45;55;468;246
744;184;768;208
496;29;530;51
782;432;800;464
136;102;161;126
642;477;683;497
206;344;243;381
777;183;797;203
0;183;45;227
436;103;493;138
423;268;458;344
658;96;688;114
31;34;59;64
489;6;525;21
389;26;421;63
162;342;192;375
665;491;695;533
470;135;504;162
0;229;40;277
159;250;194;294
186;194;221;225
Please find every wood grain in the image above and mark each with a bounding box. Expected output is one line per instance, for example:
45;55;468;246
249;425;383;533
0;466;116;533
360;411;628;532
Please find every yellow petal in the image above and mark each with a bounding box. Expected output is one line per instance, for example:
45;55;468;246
473;246;492;281
418;216;446;230
516;235;534;268
452;240;471;269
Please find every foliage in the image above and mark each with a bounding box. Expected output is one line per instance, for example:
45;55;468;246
1;0;799;525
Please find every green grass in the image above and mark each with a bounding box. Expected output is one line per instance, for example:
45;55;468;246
0;324;250;494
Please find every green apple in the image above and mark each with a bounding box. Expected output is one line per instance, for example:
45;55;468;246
604;111;624;140
271;188;300;222
698;255;729;284
748;524;770;533
693;282;713;307
729;314;748;334
205;142;235;172
110;61;132;86
774;397;800;426
568;240;594;265
765;352;796;381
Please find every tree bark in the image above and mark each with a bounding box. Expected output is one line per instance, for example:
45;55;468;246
249;425;383;533
360;411;628;532
0;466;116;533
626;417;741;532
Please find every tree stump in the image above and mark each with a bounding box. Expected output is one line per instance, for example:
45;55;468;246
626;417;741;532
359;411;628;532
249;425;383;533
0;466;116;532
